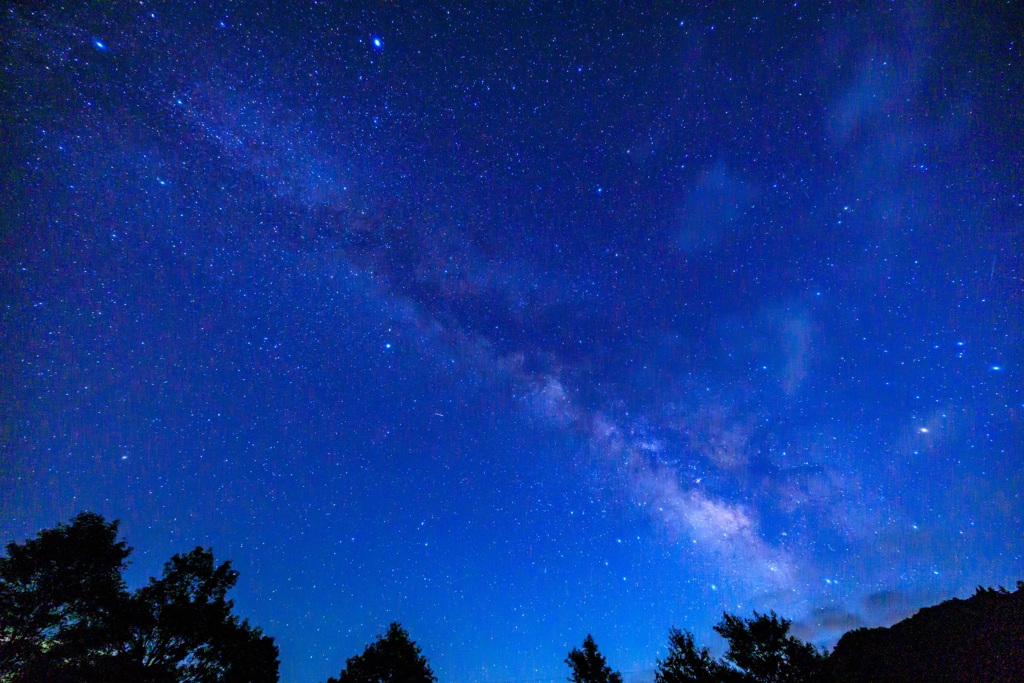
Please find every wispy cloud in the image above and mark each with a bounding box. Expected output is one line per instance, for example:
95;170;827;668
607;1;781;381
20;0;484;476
677;161;755;253
792;605;865;642
768;307;813;396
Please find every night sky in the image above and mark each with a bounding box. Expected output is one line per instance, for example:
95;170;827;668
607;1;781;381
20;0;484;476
1;2;1021;682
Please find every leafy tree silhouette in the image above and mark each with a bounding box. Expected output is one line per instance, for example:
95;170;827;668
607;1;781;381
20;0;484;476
0;511;278;682
654;628;723;683
326;622;435;683
0;512;132;681
654;613;825;683
566;635;623;683
131;546;279;682
712;612;825;683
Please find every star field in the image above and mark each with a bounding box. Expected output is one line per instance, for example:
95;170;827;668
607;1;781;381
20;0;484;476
1;3;1021;683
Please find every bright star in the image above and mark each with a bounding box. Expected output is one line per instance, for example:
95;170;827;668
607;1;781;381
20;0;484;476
372;37;382;48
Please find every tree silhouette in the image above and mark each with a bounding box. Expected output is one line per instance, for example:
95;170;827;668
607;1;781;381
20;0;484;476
0;512;132;681
326;622;435;683
131;547;279;682
0;512;278;682
713;611;824;683
653;613;825;683
566;635;623;683
654;628;723;683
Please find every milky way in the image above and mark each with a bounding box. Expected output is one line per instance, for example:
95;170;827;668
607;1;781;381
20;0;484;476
1;3;1021;683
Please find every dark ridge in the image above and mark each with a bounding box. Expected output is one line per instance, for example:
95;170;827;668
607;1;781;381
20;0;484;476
822;582;1024;683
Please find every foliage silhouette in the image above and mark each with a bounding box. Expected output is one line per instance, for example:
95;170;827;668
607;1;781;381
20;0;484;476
654;627;723;683
0;512;278;683
654;613;824;683
131;547;279;682
0;512;132;681
566;635;623;683
5;513;1021;683
326;622;435;683
712;611;825;683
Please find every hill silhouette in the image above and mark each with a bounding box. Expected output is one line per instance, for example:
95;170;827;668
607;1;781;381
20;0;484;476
822;582;1024;683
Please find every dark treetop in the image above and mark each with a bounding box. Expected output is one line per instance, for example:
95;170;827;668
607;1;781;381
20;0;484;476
0;512;279;683
326;622;436;683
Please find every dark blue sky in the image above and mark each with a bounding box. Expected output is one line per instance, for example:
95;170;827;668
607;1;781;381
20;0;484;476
1;2;1021;682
